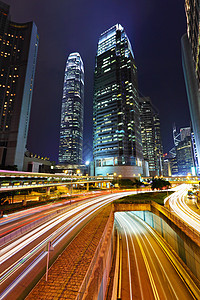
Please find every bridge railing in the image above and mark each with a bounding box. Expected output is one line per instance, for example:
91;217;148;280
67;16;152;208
0;175;112;192
76;206;114;300
151;201;200;246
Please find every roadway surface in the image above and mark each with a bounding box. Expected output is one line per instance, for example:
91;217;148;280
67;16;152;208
115;212;199;300
166;184;200;233
0;192;104;238
0;191;135;299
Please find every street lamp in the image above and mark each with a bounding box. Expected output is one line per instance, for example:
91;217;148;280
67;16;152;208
85;160;90;176
113;172;117;181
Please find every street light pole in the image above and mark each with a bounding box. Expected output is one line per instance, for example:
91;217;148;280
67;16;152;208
45;241;54;281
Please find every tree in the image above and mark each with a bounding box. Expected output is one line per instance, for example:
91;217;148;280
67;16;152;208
151;178;171;190
133;178;143;188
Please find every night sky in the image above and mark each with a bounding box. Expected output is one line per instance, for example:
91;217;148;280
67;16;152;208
4;0;189;163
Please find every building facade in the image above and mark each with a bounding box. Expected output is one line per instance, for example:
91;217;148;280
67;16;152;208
93;24;143;177
139;97;163;176
169;125;196;175
0;1;39;171
181;0;200;170
59;52;84;165
176;135;195;175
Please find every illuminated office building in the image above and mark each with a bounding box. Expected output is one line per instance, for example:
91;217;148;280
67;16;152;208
59;52;84;165
139;97;163;176
93;24;143;177
169;125;197;175
181;0;200;171
176;135;195;175
0;1;39;170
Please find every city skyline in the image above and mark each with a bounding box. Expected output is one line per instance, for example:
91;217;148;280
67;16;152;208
2;0;190;163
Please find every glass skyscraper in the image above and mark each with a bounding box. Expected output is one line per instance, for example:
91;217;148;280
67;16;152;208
93;24;143;177
59;52;84;165
0;1;39;171
139;97;163;176
181;0;200;172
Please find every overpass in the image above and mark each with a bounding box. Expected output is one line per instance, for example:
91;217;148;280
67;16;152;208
0;170;112;193
142;175;200;185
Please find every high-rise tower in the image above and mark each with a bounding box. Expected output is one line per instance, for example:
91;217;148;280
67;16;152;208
93;24;143;177
0;1;39;170
139;97;163;176
181;0;200;171
59;52;84;165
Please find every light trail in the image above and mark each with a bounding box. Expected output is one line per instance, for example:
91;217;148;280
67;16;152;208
116;213;159;300
167;184;200;232
116;217;133;300
0;191;135;299
115;212;197;299
127;212;178;300
1;196;115;299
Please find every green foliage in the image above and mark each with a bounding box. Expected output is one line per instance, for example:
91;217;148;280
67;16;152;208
112;178;134;188
151;178;171;190
113;191;173;205
112;178;144;188
133;178;143;188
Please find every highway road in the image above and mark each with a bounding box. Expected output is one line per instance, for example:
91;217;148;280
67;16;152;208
0;191;135;300
166;184;200;233
0;189;147;239
0;192;102;238
115;212;199;300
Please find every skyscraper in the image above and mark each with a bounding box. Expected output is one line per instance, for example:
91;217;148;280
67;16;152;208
59;52;84;165
169;125;197;175
93;24;143;177
139;97;163;176
181;0;200;170
176;136;195;175
0;1;39;171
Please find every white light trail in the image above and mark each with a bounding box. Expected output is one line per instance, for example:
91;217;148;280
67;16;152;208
168;184;200;232
0;191;135;299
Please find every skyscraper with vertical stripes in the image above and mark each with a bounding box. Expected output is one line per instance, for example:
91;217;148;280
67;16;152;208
139;97;163;176
59;52;84;165
93;24;143;177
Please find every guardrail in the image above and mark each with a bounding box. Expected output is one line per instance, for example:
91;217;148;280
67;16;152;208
151;201;200;246
0;178;112;193
113;200;200;246
76;206;114;300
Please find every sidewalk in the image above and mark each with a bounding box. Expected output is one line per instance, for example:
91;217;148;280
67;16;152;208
26;205;112;300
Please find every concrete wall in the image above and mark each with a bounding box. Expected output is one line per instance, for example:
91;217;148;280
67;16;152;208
132;210;200;280
114;202;151;212
80;201;200;299
80;208;115;300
